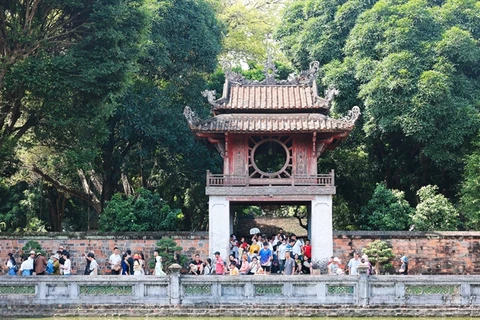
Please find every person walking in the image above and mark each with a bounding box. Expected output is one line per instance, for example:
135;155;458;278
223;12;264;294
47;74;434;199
121;253;130;275
153;250;166;276
51;254;61;275
348;252;361;275
61;252;72;276
19;255;32;276
214;251;225;275
34;252;47;275
109;247;122;275
277;239;287;273
203;258;213;275
6;253;17;276
87;253;98;276
25;251;35;275
283;251;295;276
399;256;409;275
83;253;91;275
133;254;143;275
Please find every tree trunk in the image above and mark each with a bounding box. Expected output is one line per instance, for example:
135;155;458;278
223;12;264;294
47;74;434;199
47;187;65;232
375;261;381;275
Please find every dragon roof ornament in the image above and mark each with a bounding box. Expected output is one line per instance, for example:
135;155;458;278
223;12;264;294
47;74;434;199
340;106;361;124
183;106;200;127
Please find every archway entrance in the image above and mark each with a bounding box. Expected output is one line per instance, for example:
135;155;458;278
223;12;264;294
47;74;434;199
208;194;334;264
231;203;309;240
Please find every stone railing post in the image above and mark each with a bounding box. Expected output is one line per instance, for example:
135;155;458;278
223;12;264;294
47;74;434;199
169;263;182;306
357;264;370;307
37;280;47;300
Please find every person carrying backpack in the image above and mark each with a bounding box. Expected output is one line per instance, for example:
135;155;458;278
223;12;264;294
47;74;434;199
46;257;54;275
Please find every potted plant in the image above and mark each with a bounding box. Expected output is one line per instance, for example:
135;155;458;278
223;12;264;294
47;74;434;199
362;240;395;275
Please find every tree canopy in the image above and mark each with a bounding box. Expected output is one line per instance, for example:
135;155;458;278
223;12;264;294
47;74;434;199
0;0;223;232
277;0;480;230
1;0;480;233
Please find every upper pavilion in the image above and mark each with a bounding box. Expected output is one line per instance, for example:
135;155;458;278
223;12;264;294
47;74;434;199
184;60;360;198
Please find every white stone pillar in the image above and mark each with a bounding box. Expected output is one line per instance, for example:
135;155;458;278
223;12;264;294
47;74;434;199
209;196;230;260
310;195;333;264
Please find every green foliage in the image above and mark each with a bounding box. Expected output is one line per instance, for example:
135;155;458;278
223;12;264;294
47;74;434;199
217;0;285;63
18;218;47;233
276;0;378;69
381;262;396;274
0;0;151;167
411;185;458;231
277;0;480;220
362;240;395;274
99;189;183;232
22;240;44;257
360;183;414;231
0;0;223;233
320;142;377;230
459;135;480;230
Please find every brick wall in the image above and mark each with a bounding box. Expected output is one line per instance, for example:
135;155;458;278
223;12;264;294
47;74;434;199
333;231;480;275
0;231;208;275
1;230;479;275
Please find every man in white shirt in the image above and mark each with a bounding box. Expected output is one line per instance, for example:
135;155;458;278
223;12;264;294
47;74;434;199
277;239;287;273
291;235;303;260
109;247;122;275
26;250;35;275
348;252;361;275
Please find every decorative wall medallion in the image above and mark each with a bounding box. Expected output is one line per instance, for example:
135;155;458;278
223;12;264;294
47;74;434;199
249;136;292;178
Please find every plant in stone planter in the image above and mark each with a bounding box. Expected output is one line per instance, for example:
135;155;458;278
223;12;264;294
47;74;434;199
362;240;395;275
382;262;396;275
310;260;324;275
152;237;187;273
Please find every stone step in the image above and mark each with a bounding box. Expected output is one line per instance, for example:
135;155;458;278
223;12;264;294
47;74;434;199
4;304;480;318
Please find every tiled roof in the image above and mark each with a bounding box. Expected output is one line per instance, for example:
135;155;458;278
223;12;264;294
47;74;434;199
189;113;355;133
213;84;329;112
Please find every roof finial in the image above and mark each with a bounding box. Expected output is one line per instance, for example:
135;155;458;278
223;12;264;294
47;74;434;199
263;54;277;85
309;61;320;74
220;60;234;79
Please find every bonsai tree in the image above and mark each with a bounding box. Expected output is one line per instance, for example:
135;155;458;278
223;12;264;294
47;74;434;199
22;240;45;257
362;240;395;275
149;237;187;273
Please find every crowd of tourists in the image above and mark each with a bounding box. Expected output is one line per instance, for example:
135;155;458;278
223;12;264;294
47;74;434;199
3;245;167;277
4;246;74;276
198;231;315;276
192;231;408;276
3;232;409;276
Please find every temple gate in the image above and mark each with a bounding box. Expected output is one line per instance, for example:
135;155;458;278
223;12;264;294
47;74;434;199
184;61;360;263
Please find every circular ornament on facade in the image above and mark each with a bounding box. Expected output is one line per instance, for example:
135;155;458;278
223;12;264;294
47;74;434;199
251;139;290;177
